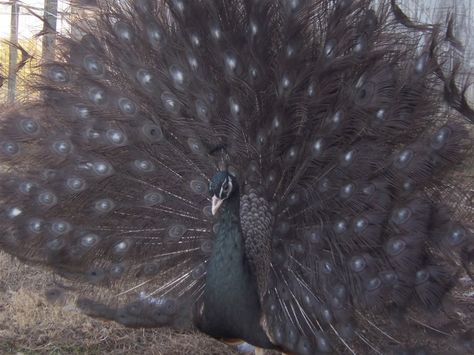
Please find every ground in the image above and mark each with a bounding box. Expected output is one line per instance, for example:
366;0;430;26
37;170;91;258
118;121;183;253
1;247;474;354
0;251;240;355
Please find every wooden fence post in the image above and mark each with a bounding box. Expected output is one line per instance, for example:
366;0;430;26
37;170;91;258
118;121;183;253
7;0;19;104
42;0;58;65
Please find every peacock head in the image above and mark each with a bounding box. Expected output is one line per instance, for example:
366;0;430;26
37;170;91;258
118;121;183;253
209;171;238;215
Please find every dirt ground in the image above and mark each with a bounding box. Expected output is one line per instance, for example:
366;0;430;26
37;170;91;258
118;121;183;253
0;251;240;355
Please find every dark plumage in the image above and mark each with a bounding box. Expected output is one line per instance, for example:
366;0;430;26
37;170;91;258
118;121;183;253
199;171;274;348
0;0;474;354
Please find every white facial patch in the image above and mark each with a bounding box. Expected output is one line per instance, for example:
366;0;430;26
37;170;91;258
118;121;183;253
219;176;232;199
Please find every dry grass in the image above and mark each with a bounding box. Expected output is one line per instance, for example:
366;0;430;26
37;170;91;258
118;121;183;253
0;252;239;355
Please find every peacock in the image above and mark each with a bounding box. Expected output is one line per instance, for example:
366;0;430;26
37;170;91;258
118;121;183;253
1;0;474;353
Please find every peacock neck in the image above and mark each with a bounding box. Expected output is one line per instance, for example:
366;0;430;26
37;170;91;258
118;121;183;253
215;190;242;248
207;187;246;301
197;187;274;348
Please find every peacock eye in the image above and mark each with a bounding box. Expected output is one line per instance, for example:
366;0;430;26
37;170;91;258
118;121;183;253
222;183;229;192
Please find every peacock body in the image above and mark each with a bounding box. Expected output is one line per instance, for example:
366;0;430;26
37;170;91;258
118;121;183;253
1;0;474;353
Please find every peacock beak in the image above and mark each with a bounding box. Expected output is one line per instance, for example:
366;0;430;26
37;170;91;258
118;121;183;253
211;196;224;215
